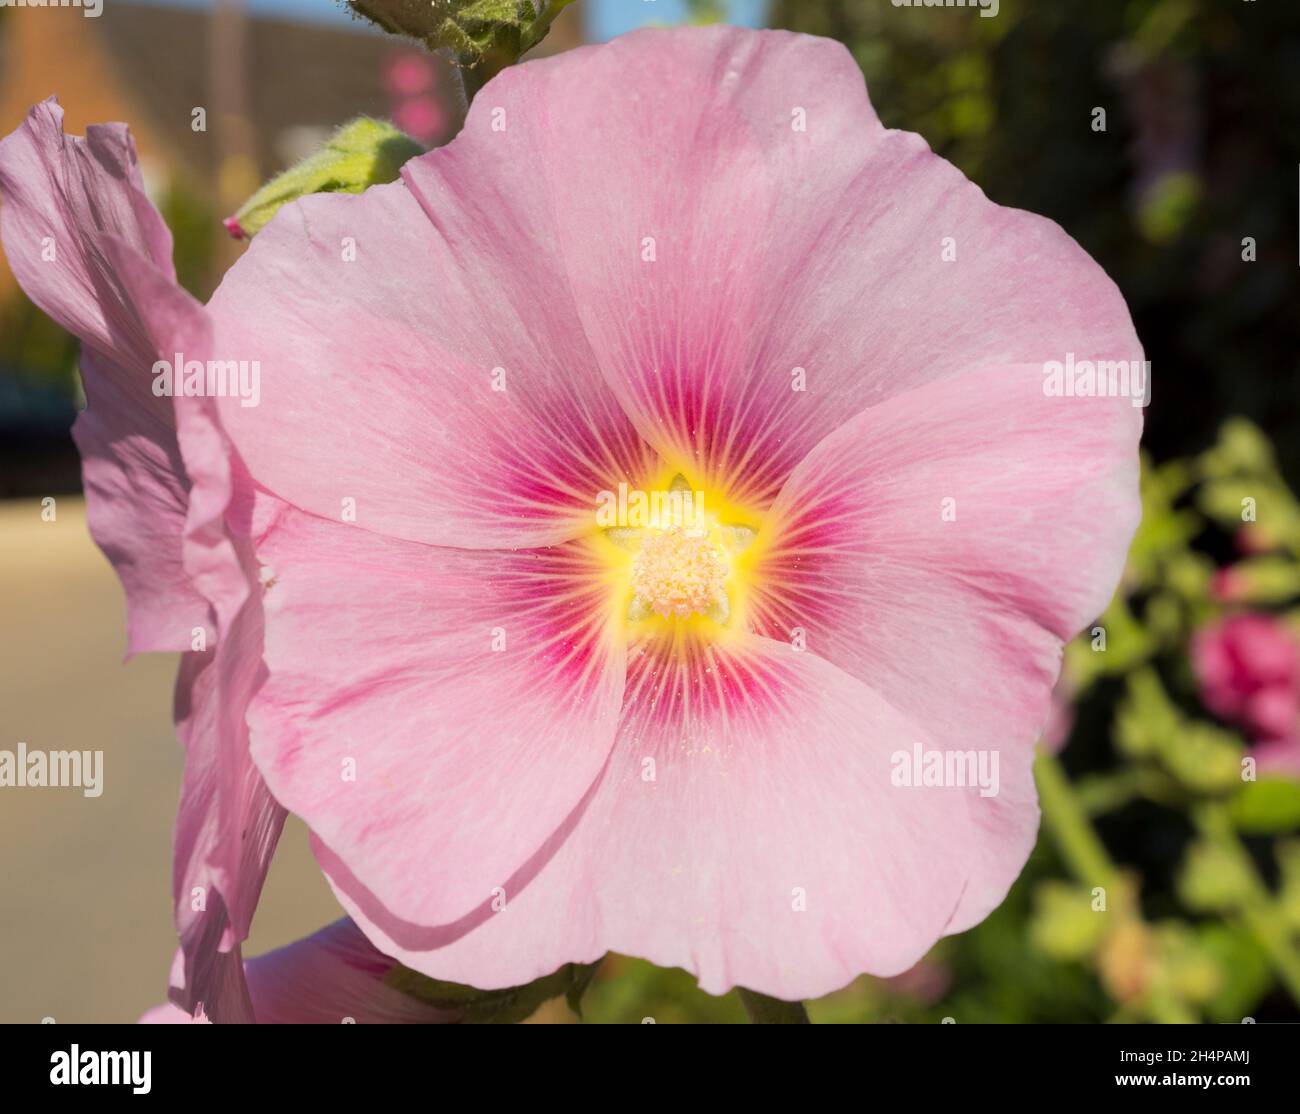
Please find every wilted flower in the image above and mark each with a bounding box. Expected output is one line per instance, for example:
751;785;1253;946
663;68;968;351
0;26;1142;1011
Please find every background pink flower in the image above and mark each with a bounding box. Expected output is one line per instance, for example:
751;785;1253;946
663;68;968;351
384;49;447;144
1194;612;1300;772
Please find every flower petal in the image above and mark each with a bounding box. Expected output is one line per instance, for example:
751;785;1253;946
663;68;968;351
208;177;655;549
0;99;209;653
169;595;285;1024
320;632;989;1001
438;27;1141;508
143;919;456;1024
247;509;626;928
749;363;1141;931
86;234;288;1024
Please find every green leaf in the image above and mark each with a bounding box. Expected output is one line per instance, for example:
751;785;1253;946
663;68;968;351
563;959;602;1019
1229;778;1300;834
1197;924;1272;1022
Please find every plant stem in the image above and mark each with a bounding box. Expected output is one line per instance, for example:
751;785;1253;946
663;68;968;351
1035;748;1119;887
458;1;578;104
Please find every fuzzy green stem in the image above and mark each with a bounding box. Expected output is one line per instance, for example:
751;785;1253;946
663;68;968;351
458;0;577;104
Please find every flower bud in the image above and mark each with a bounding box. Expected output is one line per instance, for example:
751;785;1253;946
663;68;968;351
224;117;424;239
345;0;573;69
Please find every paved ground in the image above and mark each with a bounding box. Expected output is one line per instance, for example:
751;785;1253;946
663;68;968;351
0;497;343;1022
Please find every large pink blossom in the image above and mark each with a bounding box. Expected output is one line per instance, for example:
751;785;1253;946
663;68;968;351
0;26;1142;1011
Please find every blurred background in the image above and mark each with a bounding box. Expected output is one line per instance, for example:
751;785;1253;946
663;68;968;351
2;0;1300;1023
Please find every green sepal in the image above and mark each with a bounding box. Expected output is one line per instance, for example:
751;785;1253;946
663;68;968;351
383;958;603;1023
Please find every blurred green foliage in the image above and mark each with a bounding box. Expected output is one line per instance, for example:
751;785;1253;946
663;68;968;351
772;0;1300;486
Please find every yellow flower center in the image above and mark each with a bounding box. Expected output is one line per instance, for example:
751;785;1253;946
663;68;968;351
629;527;729;620
592;471;761;635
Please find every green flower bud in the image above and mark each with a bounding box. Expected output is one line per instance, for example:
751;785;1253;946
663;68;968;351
224;117;424;240
1153;923;1221;1006
344;0;575;76
1114;668;1180;760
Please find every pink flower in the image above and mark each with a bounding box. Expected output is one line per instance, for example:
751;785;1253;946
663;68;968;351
0;99;279;1022
391;96;447;145
383;51;436;98
1193;613;1300;772
385;50;448;144
0;27;1142;1007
